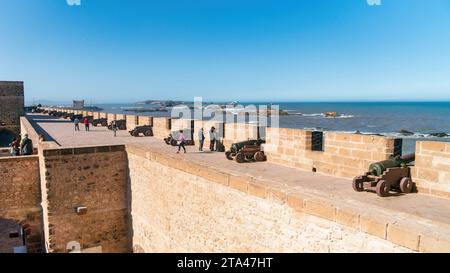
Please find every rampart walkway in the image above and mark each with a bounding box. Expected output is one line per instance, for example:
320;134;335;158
28;113;450;252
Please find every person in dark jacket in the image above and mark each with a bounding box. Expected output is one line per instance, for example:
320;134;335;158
209;127;217;152
112;120;118;137
20;134;33;156
198;128;205;152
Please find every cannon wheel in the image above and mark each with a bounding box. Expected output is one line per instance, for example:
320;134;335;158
376;180;390;197
400;177;413;193
225;151;234;160
132;131;139;137
236;153;246;163
352;177;365;192
254;151;266;162
171;139;178;146
144;130;153;137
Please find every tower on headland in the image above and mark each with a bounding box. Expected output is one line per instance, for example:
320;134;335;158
0;81;24;146
73;100;85;110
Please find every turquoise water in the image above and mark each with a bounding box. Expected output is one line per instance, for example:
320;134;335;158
276;102;450;154
276;102;450;136
98;101;450;134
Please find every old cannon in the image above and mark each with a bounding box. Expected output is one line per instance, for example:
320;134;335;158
130;125;154;137
352;154;416;197
65;113;75;120
70;114;83;122
108;120;127;130
164;134;178;146
92;118;108;127
225;139;266;163
164;130;195;146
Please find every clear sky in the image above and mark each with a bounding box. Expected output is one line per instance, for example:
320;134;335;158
1;0;450;104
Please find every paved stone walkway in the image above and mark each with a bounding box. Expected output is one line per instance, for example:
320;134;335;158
28;114;450;229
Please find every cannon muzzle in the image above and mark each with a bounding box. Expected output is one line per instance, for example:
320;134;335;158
369;153;415;177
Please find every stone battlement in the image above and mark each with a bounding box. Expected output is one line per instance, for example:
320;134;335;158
1;109;447;253
41;107;450;198
125;143;450;252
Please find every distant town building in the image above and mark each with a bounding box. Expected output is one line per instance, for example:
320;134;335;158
73;100;85;110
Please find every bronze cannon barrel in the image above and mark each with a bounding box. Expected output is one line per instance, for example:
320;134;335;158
369;154;415;177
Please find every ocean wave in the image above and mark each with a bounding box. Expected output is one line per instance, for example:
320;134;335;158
121;106;144;110
302;113;324;117
382;132;450;139
334;114;355;119
342;131;450;139
288;112;305;115
296;113;355;119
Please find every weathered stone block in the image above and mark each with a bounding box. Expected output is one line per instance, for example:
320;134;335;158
387;224;420;251
360;216;387;240
304;199;336;221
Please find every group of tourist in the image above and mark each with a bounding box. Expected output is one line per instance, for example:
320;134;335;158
9;134;33;156
176;126;220;154
197;126;219;152
74;117;90;132
71;115;220;154
74;117;120;137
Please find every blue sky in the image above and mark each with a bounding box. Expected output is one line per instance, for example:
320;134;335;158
1;0;450;103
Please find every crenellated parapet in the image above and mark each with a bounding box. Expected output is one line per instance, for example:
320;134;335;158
37;107;450;198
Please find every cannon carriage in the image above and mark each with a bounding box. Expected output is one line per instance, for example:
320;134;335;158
92;118;108;127
225;139;266;163
64;113;74;120
164;129;195;146
130;125;154;137
70;114;83;122
107;120;127;131
164;134;179;146
352;154;416;197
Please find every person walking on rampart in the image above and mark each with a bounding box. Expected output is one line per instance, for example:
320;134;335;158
74;117;80;131
20;134;33;156
177;130;187;154
84;117;90;132
9;138;20;156
198;127;205;152
209;127;217;152
112;120;118;137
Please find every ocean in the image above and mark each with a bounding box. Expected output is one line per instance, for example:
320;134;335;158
96;101;450;154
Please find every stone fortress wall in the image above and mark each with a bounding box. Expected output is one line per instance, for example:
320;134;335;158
38;145;131;253
126;144;413;253
1;105;449;253
0;155;44;253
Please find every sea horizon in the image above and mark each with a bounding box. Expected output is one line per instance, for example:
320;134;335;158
26;99;450;106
